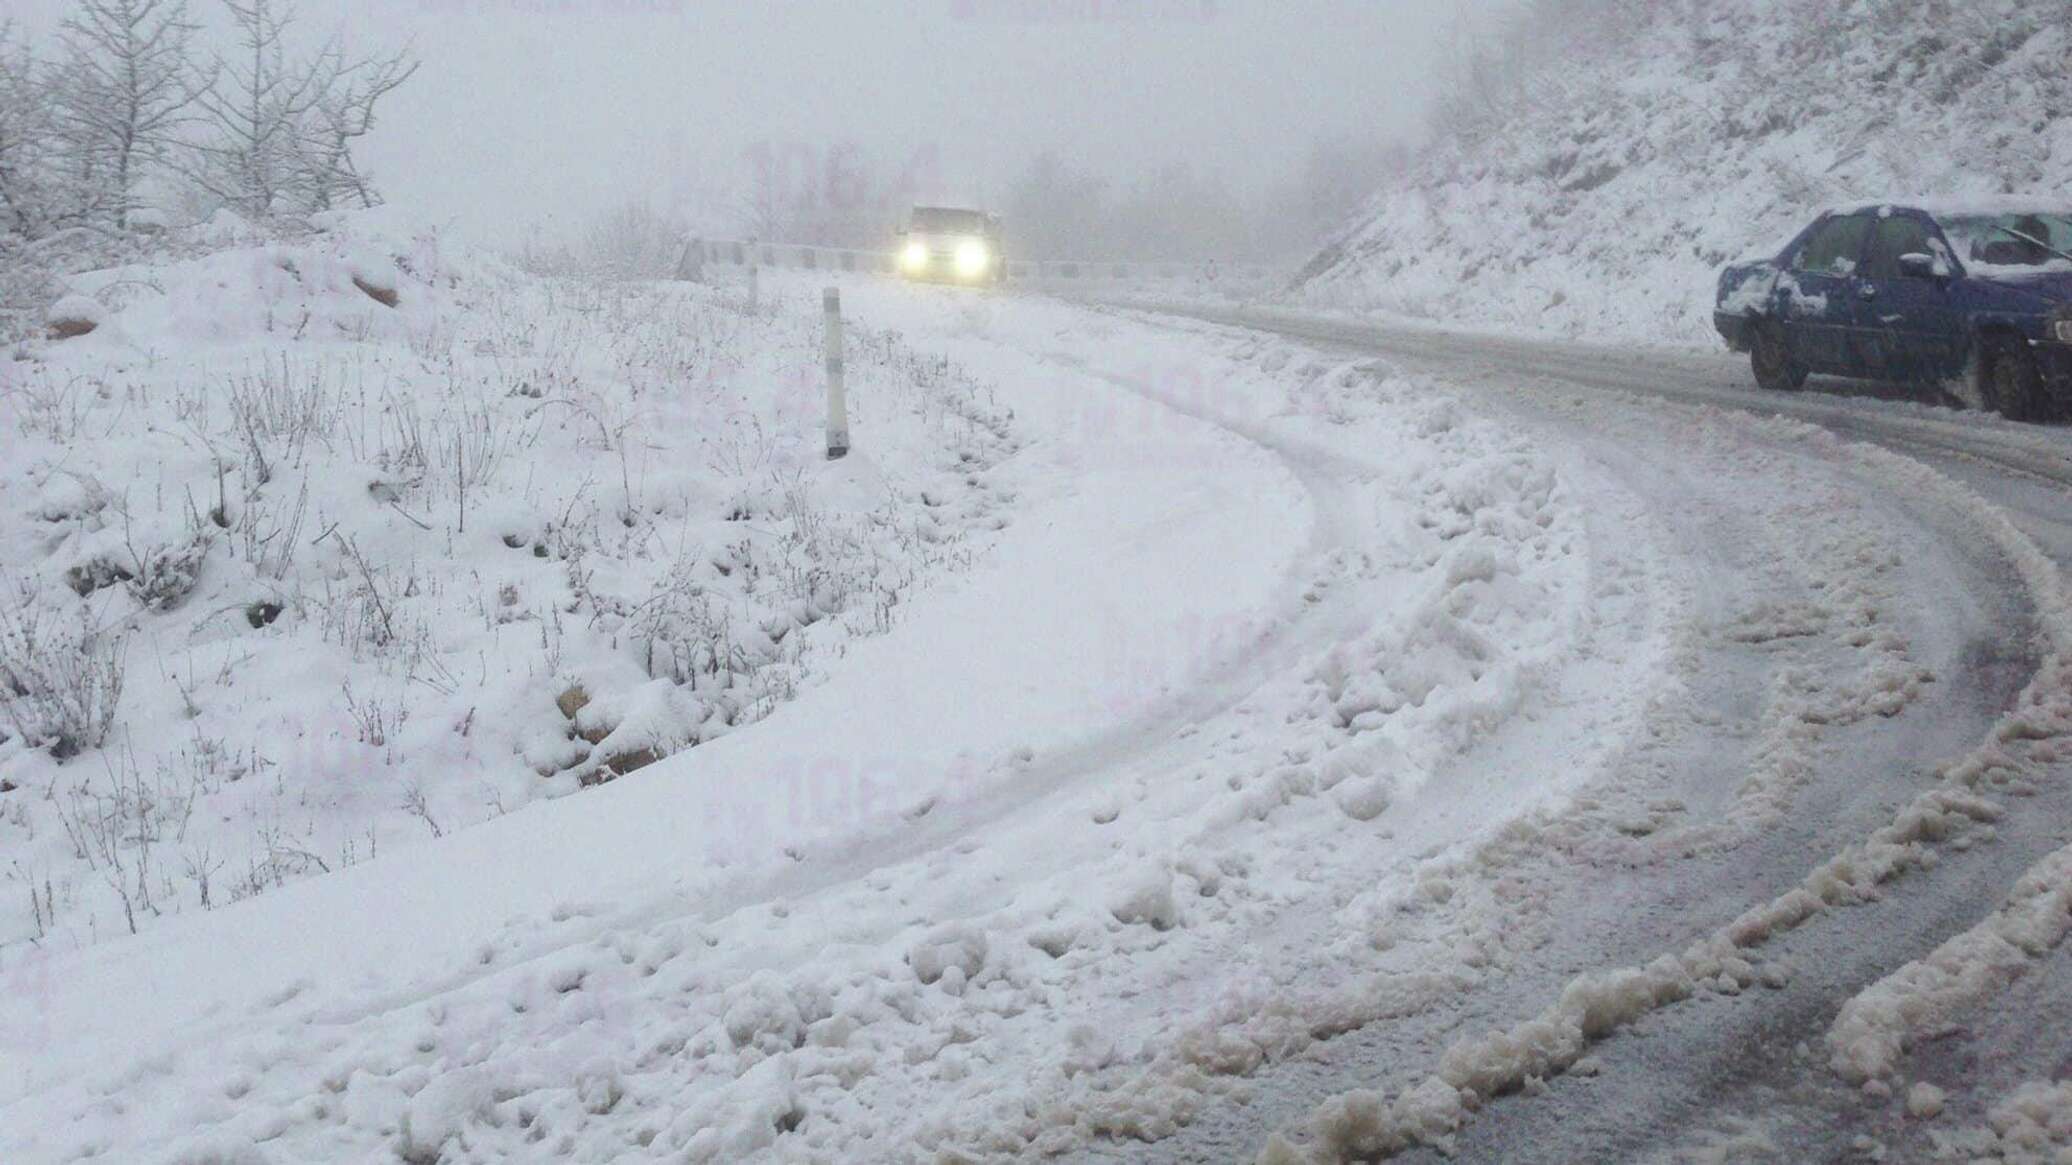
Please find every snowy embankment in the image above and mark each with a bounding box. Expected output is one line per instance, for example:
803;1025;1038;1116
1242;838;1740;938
0;266;1656;1162
1291;0;2072;345
0;211;1017;950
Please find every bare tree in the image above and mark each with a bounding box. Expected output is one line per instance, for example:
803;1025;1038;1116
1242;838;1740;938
0;22;71;239
188;0;324;217
297;45;417;211
0;24;86;340
189;0;417;220
56;0;207;228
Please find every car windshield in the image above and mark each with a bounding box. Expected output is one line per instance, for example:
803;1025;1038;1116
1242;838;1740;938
910;208;988;234
1940;210;2072;272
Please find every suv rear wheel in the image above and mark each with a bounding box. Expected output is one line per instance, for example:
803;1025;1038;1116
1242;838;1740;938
1750;323;1807;392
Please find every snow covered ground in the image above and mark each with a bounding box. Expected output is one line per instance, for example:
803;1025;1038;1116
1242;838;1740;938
8;216;2072;1164
1290;0;2072;346
0;228;1678;1161
1;211;1017;950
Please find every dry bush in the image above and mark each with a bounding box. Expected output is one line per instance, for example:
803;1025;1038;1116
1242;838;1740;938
0;583;127;760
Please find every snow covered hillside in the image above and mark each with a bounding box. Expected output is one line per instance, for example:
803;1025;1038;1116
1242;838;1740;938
1292;0;2072;344
0;213;1016;948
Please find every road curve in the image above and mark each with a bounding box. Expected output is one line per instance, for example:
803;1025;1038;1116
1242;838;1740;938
1088;300;2072;1164
1131;303;2072;567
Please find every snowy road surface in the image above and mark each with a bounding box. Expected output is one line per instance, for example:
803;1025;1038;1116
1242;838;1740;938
6;277;2072;1163
1096;301;2072;1163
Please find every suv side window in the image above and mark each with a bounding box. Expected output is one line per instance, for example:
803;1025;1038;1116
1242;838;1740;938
1793;215;1873;275
1861;216;1938;280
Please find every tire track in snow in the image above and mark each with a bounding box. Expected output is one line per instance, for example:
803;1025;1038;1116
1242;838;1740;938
1089;299;2072;1164
1095;298;2072;561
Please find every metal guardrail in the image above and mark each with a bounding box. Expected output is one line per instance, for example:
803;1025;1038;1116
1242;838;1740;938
680;239;1276;284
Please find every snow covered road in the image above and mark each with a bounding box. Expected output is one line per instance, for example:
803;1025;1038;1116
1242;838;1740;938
1136;304;2072;569
8;274;2072;1164
1094;302;2072;1163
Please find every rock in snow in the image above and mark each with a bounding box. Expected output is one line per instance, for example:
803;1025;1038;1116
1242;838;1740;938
45;293;106;338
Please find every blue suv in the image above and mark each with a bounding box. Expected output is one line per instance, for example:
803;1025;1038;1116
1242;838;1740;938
1715;201;2072;420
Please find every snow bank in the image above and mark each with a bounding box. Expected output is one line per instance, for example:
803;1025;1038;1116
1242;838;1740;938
57;209;457;347
1259;396;2072;1162
1931;1079;2072;1162
1827;842;2072;1085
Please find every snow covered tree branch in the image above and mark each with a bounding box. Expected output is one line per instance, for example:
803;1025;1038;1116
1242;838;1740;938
185;0;418;219
186;0;326;217
2;0;417;239
298;45;418;211
0;22;77;240
55;0;208;228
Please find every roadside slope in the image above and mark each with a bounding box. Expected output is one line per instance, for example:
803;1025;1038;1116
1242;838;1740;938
1293;0;2072;344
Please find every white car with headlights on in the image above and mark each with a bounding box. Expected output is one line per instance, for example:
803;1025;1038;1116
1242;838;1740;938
897;206;1006;285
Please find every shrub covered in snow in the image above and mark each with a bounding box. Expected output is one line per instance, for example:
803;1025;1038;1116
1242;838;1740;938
0;591;125;761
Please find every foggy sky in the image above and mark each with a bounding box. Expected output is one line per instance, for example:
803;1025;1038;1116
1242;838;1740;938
11;0;1510;246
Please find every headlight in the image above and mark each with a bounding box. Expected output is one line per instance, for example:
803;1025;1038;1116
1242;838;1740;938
2056;316;2072;343
901;241;928;271
955;239;989;277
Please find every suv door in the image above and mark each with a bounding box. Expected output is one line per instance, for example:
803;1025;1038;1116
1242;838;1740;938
1855;212;1967;379
1781;214;1874;372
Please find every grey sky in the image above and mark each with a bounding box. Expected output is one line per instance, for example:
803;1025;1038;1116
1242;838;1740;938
12;0;1508;245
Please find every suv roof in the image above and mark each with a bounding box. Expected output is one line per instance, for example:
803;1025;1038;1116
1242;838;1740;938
910;207;993;231
1826;197;2072;220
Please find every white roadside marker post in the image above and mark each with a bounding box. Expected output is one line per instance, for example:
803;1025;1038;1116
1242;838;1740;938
747;239;760;312
824;286;850;460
